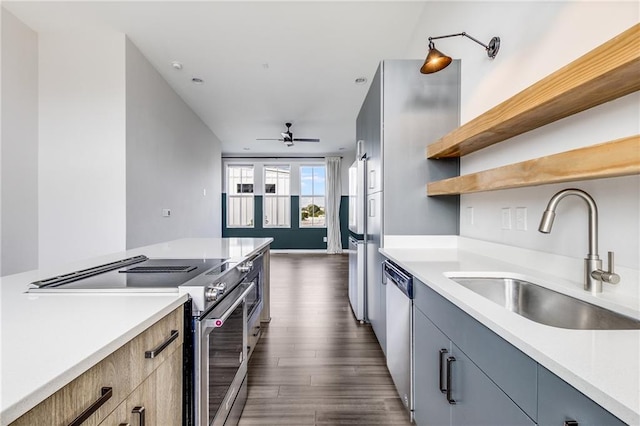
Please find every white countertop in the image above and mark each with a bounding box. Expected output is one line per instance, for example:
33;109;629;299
0;237;272;425
380;238;640;425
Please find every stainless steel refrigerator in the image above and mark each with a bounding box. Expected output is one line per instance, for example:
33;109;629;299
356;60;461;356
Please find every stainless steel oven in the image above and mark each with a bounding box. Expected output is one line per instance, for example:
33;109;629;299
242;253;263;324
194;281;255;426
27;253;262;426
238;252;264;358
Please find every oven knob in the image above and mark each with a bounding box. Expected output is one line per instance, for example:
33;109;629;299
205;286;219;302
213;282;227;293
238;261;253;273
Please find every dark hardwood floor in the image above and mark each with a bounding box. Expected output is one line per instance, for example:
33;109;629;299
239;253;412;425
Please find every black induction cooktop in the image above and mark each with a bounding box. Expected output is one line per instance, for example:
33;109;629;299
29;256;227;291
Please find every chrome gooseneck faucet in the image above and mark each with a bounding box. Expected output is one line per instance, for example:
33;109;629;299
538;188;620;294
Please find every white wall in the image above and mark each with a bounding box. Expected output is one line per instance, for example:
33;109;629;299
38;31;127;268
126;38;222;249
407;2;639;270
1;10;38;275
0;7;3;276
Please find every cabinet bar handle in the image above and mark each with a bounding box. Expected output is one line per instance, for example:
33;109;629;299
439;349;448;393
132;406;145;426
446;356;456;405
564;421;579;426
68;387;113;426
145;329;179;359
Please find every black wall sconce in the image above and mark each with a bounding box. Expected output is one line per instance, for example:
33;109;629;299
420;32;500;74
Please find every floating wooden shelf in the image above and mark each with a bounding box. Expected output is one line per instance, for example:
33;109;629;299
427;24;640;159
427;136;640;196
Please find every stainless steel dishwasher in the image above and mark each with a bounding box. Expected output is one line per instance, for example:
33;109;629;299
383;259;414;421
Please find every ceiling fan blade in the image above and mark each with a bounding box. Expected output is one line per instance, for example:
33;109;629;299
293;138;320;142
256;138;284;141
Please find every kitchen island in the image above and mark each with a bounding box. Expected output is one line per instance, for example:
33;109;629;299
380;236;640;425
0;237;272;425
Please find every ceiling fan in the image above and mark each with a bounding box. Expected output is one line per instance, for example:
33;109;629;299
257;123;320;147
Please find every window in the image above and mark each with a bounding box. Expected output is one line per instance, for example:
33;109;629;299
300;165;326;227
227;165;254;227
264;165;291;227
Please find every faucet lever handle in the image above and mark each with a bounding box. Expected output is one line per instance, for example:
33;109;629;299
607;251;615;274
598;251;621;285
591;251;621;285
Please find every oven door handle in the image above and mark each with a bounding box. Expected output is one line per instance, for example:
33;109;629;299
203;282;255;328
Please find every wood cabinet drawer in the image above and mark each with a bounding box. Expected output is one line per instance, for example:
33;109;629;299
96;402;127;426
99;345;183;426
127;306;183;387
9;306;183;426
11;341;132;426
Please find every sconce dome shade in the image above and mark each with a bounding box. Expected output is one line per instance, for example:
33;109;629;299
420;46;452;74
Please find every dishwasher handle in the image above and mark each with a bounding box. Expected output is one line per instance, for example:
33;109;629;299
382;260;413;298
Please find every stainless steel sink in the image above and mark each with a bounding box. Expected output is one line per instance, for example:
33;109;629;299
448;277;640;330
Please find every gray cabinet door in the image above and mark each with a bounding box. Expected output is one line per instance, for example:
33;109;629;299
450;343;535;426
366;192;385;353
361;64;382;196
537;366;626;426
414;307;451;426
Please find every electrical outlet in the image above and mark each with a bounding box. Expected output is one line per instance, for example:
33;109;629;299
516;207;527;230
323;236;327;243
162;208;171;217
501;208;512;230
466;207;474;225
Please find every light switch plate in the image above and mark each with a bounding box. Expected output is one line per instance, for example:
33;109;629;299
501;208;512;230
162;208;171;217
466;207;474;225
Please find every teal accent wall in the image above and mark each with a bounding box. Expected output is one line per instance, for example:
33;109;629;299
222;195;349;250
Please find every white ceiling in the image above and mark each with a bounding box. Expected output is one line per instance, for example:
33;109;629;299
4;1;431;156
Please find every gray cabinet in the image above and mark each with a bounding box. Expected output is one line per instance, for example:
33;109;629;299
414;306;535;426
414;307;453;426
357;60;460;353
537;366;626;426
366;192;385;353
413;278;627;426
414;280;536;426
360;66;381;196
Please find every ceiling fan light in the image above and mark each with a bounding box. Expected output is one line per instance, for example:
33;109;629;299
420;43;453;74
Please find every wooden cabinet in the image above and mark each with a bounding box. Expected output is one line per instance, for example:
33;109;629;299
103;346;183;426
10;305;184;426
414;305;534;426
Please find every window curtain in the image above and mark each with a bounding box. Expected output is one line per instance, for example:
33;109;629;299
325;157;343;254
